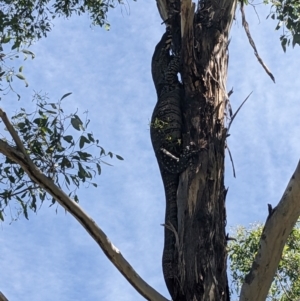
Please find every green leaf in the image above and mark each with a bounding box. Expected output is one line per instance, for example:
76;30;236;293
77;151;92;160
16;197;28;219
4;166;11;174
70;175;80;187
8;176;15;183
63;135;73;143
61;157;72;168
0;211;4;221
21;49;35;59
71;116;83;131
50;198;56;206
15;72;28;86
13;167;24;178
100;147;105;156
79;136;90;149
96;163;101;175
17;122;25;130
292;33;300;47
79;136;85;149
12;112;26;119
87;133;95;142
11;42;20;50
45;109;57;114
33;117;48;126
282;40;287;52
65;175;70;186
2;36;11;43
39;191;46;202
21;191;28;198
50;103;57;109
77;162;86;180
15;73;26;80
60;92;72;101
116;154;124;160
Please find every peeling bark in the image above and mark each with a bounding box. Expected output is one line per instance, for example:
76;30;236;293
155;1;300;301
178;2;236;300
156;1;237;300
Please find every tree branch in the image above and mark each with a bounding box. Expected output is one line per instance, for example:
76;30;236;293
0;108;30;161
240;3;275;83
239;160;300;301
0;110;169;301
0;292;9;301
156;0;168;22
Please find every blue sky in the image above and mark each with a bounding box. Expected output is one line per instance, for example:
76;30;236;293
0;1;300;301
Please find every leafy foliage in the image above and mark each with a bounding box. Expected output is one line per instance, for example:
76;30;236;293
0;92;123;221
0;24;36;100
228;222;300;300
0;43;34;100
0;0;126;49
265;0;300;51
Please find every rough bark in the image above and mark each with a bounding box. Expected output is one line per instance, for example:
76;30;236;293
155;0;237;300
0;292;9;301
155;2;300;301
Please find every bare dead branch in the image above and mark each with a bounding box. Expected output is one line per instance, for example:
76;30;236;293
227;91;252;133
226;143;236;178
240;4;275;83
239;160;300;301
0;109;169;301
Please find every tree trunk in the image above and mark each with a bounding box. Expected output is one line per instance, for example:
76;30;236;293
156;0;237;300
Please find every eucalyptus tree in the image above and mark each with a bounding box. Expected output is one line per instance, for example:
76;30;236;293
0;1;300;301
150;0;299;300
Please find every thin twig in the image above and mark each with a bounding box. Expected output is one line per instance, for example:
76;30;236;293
5;186;36;198
226;143;236;178
276;273;294;301
227;91;252;133
240;4;275;83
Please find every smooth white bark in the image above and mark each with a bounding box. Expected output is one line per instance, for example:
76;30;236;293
240;160;300;301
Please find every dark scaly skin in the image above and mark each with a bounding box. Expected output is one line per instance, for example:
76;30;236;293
151;30;190;300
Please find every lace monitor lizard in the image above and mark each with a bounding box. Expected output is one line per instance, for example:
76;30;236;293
151;29;195;300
